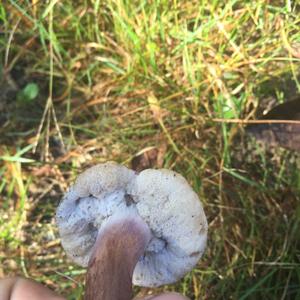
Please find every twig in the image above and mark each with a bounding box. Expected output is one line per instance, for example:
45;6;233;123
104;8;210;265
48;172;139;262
212;118;300;125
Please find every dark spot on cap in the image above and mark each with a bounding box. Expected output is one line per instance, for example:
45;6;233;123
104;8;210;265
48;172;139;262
125;194;135;206
87;222;97;232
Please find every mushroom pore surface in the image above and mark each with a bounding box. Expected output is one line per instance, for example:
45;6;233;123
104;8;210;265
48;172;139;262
56;162;208;287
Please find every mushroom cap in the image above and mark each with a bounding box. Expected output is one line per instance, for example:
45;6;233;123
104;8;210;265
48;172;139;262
56;162;208;287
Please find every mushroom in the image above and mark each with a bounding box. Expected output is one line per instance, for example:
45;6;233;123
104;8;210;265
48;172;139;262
56;162;208;298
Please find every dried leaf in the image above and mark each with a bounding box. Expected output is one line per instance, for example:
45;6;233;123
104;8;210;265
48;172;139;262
147;93;163;122
32;164;54;177
131;147;159;172
157;143;167;168
131;144;167;172
246;98;300;151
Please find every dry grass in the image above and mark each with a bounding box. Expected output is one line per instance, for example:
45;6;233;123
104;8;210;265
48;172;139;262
0;1;300;299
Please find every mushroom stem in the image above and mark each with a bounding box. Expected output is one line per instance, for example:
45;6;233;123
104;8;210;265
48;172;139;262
84;216;151;300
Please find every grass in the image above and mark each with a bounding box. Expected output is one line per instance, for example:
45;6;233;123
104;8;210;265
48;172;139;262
0;0;300;299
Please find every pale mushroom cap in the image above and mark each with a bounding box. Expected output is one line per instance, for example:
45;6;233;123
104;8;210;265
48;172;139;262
128;169;207;286
56;162;208;287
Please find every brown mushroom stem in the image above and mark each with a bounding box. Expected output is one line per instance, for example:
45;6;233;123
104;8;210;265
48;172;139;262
84;217;150;300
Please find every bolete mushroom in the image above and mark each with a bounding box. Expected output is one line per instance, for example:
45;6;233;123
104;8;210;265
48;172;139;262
56;162;207;299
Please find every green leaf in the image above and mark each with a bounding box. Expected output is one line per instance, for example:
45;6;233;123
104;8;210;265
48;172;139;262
0;156;35;163
18;83;39;103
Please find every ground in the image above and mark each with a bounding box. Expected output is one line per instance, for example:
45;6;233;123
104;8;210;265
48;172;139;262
0;1;300;299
